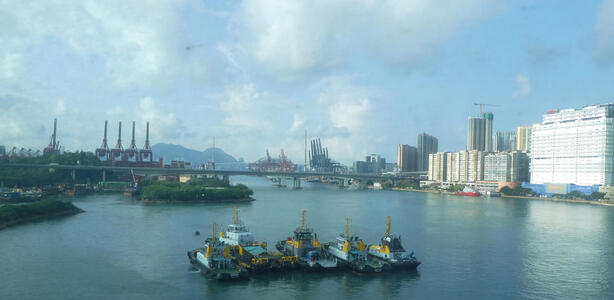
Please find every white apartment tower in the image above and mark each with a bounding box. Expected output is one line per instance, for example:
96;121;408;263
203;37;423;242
530;104;614;186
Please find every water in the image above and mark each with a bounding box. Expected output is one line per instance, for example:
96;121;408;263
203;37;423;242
1;176;613;299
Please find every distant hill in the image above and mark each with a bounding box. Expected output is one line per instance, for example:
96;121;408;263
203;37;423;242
152;143;239;165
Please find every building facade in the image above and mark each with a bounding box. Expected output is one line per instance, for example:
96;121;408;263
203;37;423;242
484;152;511;182
516;126;532;152
494;131;517;152
418;133;438;171
467;113;494;151
397;144;418;172
428;152;447;182
530;104;614;185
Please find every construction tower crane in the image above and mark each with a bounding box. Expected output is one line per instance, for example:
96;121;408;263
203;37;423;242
473;103;499;116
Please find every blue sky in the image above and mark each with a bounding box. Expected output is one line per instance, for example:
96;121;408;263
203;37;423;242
1;0;613;164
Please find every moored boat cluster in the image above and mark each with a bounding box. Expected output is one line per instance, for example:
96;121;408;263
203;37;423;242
187;208;420;280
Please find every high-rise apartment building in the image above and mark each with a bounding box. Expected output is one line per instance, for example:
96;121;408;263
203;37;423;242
530;104;614;185
418;133;438;171
428;152;447;182
494;131;517;152
467;113;494;151
446;152;461;182
516;126;532;152
397;144;418;172
484;152;511;182
510;151;530;182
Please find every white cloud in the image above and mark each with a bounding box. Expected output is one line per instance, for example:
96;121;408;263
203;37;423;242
0;0;213;88
238;0;495;79
513;74;532;98
595;0;614;65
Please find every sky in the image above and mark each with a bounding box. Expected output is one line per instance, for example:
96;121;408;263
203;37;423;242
1;0;614;164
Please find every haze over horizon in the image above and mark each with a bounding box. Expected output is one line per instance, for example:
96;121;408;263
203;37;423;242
2;0;614;164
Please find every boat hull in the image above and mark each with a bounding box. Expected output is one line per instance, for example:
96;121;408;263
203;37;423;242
187;250;249;281
455;191;480;197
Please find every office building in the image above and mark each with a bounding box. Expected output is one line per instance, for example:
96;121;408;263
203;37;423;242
397;144;418;172
516;126;532;152
418;133;438;171
530;103;614;185
467;113;494;151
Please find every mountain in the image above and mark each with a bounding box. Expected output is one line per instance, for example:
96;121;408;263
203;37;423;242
152;143;238;165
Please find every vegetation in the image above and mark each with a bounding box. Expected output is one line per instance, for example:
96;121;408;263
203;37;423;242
0;152;106;187
396;179;420;189
0;200;82;228
500;185;536;196
561;191;605;200
140;176;254;202
447;184;465;192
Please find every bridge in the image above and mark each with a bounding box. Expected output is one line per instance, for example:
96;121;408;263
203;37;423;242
0;163;426;189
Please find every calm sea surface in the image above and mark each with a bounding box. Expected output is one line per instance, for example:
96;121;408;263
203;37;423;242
1;176;613;299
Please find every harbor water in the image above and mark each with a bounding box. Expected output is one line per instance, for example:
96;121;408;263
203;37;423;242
1;176;613;299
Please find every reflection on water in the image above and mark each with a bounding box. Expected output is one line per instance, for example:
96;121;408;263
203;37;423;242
0;176;613;299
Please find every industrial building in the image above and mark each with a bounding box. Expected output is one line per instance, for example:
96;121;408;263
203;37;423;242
530;103;614;186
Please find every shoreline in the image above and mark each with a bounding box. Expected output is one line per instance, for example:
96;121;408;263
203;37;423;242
0;207;84;231
141;197;256;204
391;187;614;207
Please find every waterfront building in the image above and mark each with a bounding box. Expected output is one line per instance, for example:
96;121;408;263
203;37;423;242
484;152;511;182
510;151;530;182
418;133;438;171
494;131;517;152
397;144;418;172
467;113;494;151
530;103;614;185
0;145;5;157
428;152;447;182
516;126;532;152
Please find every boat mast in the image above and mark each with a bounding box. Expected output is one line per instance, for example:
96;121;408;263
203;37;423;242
302;210;306;230
386;216;391;236
212;222;217;241
345;217;350;238
233;206;238;224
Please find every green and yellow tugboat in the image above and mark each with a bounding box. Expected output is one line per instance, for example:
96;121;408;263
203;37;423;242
220;207;297;272
367;216;421;270
187;222;249;280
325;218;388;273
276;210;338;271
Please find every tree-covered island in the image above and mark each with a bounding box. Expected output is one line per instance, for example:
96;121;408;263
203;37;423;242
140;177;254;203
0;200;84;230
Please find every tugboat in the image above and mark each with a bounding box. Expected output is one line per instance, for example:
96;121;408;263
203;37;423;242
187;222;249;280
325;218;386;273
220;207;297;272
367;216;421;269
276;210;338;271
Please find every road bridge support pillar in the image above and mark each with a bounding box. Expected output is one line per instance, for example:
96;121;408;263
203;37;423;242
71;169;76;182
223;175;230;185
102;170;106;182
292;177;301;189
